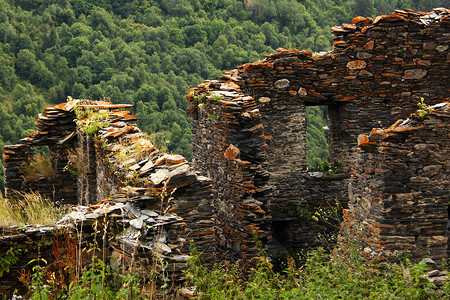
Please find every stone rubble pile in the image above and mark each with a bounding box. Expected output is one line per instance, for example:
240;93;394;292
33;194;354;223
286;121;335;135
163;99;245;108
57;199;190;277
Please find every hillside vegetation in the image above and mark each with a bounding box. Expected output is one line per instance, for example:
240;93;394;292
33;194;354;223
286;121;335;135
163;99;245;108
0;0;446;189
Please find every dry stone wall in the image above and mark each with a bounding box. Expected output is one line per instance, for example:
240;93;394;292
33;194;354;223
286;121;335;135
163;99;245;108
189;9;450;260
3;104;78;204
1;9;449;283
1;100;216;295
343;102;450;265
188;80;271;260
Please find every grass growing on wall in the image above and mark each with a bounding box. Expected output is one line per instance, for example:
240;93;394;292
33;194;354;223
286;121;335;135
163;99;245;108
21;153;57;182
0;191;64;227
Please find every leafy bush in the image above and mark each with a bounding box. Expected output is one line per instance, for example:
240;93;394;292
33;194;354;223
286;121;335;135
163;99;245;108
74;105;110;135
12;236;449;299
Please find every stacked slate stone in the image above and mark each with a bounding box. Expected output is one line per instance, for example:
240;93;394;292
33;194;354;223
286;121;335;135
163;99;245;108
90;101;216;263
2;144;33;193
238;8;449;167
24;102;77;146
343;102;450;266
68;100;216;264
188;75;271;261
56;200;190;281
2;99;215;290
188;9;449;260
2;102;78;203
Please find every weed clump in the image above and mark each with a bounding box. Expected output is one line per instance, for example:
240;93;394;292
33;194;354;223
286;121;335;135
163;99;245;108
0;192;64;227
22;153;56;182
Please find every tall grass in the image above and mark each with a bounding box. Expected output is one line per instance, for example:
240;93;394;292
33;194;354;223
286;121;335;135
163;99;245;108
21;153;56;182
0;191;63;227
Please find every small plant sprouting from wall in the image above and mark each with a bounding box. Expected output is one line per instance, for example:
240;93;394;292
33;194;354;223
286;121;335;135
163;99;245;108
0;248;20;276
416;97;434;119
71;98;111;135
308;160;343;177
107;137;157;186
189;91;222;121
294;199;342;226
64;147;89;176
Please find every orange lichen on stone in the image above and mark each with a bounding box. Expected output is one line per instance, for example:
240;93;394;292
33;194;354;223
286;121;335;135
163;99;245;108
346;60;367;70
342;23;357;30
186;94;194;102
386;119;403;131
260;62;274;68
55;102;68;110
352;16;371;26
390;126;423;133
224;144;240;161
357;134;370;146
369;128;397;138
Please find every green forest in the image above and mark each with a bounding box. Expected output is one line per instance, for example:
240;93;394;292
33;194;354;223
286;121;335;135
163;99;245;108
0;0;446;188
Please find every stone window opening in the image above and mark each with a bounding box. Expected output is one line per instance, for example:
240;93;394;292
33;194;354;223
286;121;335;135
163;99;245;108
305;103;346;178
305;105;330;174
20;145;56;184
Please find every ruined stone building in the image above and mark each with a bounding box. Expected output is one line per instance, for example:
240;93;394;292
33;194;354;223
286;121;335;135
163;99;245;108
188;8;449;263
1;100;215;292
1;9;449;292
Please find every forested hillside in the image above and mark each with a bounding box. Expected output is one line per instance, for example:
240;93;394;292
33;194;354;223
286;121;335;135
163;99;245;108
0;0;446;189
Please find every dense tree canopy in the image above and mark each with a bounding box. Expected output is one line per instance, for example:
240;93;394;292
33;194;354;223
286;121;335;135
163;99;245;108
0;0;446;189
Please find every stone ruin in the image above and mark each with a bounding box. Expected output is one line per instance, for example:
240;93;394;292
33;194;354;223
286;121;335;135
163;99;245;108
188;8;449;263
1;7;449;295
1;100;215;294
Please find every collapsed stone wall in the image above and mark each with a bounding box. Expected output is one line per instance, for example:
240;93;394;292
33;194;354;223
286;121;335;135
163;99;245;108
343;103;450;265
1;9;449;282
189;9;450;259
1;100;216;295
